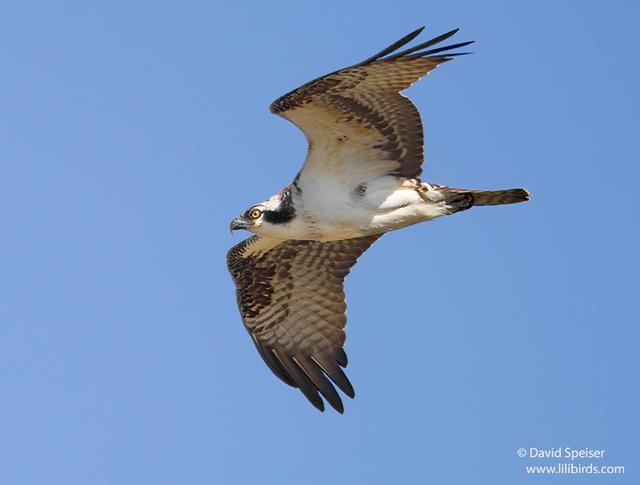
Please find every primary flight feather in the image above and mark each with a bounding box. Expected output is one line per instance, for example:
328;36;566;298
227;27;530;413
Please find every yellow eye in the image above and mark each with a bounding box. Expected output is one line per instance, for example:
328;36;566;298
249;209;262;220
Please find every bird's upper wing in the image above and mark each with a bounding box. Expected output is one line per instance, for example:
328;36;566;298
227;234;380;413
270;27;472;188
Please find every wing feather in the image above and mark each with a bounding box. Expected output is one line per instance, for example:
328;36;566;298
270;28;473;183
227;235;380;412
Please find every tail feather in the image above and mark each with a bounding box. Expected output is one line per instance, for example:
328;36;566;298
442;187;531;206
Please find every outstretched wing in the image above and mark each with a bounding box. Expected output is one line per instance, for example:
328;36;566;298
270;27;473;188
227;235;380;413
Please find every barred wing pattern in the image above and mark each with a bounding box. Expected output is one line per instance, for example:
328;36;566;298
227;235;380;413
270;27;472;187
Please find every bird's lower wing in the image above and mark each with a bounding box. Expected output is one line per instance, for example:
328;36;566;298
227;235;380;413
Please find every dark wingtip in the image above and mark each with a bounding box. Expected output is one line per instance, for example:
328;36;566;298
332;400;345;414
343;381;356;399
423;40;475;56
356;26;427;66
384;28;473;62
444;52;474;57
335;367;355;399
403;26;427;42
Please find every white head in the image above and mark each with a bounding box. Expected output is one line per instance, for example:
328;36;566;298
230;189;296;238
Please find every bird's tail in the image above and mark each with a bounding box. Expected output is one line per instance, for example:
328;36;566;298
438;187;531;206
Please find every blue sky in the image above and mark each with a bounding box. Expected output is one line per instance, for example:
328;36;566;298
1;1;638;483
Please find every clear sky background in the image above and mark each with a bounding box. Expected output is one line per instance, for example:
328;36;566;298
1;1;638;484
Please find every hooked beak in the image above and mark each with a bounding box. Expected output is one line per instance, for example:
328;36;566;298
230;217;249;233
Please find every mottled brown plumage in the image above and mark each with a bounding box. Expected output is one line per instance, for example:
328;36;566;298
227;235;380;413
271;27;472;180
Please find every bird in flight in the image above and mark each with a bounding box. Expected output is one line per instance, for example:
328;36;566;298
227;27;529;413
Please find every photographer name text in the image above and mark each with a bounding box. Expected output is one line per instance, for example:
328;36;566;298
517;447;605;460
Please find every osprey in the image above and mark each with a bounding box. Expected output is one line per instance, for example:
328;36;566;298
227;27;530;413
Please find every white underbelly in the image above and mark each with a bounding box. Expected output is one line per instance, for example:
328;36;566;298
284;176;448;240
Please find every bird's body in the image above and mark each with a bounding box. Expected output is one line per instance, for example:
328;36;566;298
254;178;479;241
227;27;530;413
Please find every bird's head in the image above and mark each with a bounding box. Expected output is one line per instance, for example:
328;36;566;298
230;189;296;236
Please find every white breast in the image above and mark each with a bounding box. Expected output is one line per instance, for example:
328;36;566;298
283;175;434;240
